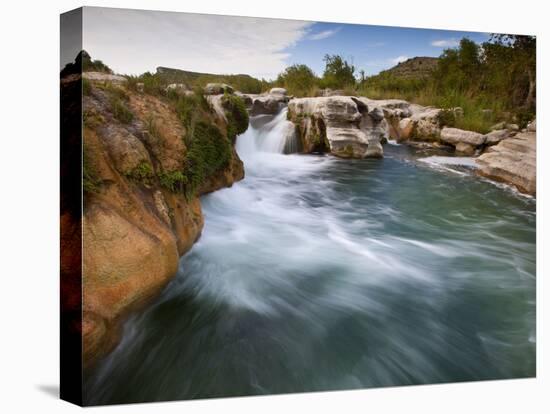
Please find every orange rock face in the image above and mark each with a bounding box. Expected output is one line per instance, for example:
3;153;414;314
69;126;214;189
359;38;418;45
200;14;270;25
78;79;245;367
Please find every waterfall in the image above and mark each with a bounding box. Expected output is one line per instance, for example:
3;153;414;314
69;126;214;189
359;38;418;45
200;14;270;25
236;108;299;157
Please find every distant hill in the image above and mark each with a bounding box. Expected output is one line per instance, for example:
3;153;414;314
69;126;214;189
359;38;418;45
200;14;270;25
379;57;439;79
156;66;266;94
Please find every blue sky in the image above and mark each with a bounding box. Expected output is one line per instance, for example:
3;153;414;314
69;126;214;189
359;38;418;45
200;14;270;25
290;22;490;76
81;8;491;79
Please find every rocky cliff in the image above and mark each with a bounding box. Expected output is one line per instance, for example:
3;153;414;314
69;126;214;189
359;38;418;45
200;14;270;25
76;73;246;367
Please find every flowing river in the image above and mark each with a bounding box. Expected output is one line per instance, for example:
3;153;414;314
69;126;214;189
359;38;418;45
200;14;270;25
84;109;536;405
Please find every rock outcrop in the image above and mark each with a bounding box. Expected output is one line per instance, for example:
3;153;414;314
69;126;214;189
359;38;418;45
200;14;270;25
476;130;536;195
247;88;291;116
83;71;127;84
440;127;486;155
78;73;245;368
287;96;387;158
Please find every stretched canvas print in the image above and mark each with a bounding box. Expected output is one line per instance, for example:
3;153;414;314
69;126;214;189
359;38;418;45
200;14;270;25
60;6;536;406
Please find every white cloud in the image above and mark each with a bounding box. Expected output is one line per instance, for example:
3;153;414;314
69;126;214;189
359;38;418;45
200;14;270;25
82;7;313;79
308;28;339;41
431;38;459;47
390;55;409;65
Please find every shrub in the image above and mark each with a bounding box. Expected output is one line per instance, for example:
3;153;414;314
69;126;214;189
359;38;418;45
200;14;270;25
275;64;319;97
141;72;165;96
81;52;113;74
83;145;101;194
111;97;133;124
438;109;456;127
184;122;231;197
158;170;188;192
222;94;249;142
125;161;154;184
82;78;92;96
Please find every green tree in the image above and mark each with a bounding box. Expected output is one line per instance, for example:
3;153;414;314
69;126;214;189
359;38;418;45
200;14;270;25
276;64;318;97
486;34;536;110
321;54;356;89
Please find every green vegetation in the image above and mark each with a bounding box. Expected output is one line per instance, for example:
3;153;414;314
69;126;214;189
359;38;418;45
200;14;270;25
158;170;188;192
184;122;232;197
111;97;133;124
174;92;210;143
83;78;92;96
83;144;101;194
222;94;249;142
358;36;536;131
272;36;535;132
320;54;356;89
276;64;318;97
125;161;154;185
83;110;104;129
156;67;270;94
81;51;113;73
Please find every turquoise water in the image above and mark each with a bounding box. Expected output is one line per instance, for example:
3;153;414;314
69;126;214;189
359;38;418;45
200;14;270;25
84;118;536;405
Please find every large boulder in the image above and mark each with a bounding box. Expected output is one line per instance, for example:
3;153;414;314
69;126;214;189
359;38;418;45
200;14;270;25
287;96;387;158
392;106;442;142
440;127;486;148
476;131;536;195
269;87;288;97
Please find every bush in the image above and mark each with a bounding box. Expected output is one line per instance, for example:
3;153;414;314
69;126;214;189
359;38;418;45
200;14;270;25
82;78;92;96
81;51;113;74
158;170;188;192
83;144;101;194
275;64;319;97
125;161;154;184
141;72;165;96
184;122;231;197
111;97;133;124
222;94;249;142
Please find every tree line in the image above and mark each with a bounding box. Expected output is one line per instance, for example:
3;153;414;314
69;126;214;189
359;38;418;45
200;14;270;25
272;35;535;130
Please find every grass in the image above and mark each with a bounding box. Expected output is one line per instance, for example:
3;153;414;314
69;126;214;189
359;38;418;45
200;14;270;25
83;144;101;194
111;97;133;124
158;170;188;192
82;78;92;96
125;161;154;185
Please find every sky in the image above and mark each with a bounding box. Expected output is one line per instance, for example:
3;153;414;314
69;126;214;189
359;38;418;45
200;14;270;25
77;7;491;80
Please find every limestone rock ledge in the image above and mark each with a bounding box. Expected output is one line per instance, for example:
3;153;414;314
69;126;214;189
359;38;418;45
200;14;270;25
476;131;536;195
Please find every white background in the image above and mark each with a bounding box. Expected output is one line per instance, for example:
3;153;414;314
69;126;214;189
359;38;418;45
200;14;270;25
0;0;547;412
